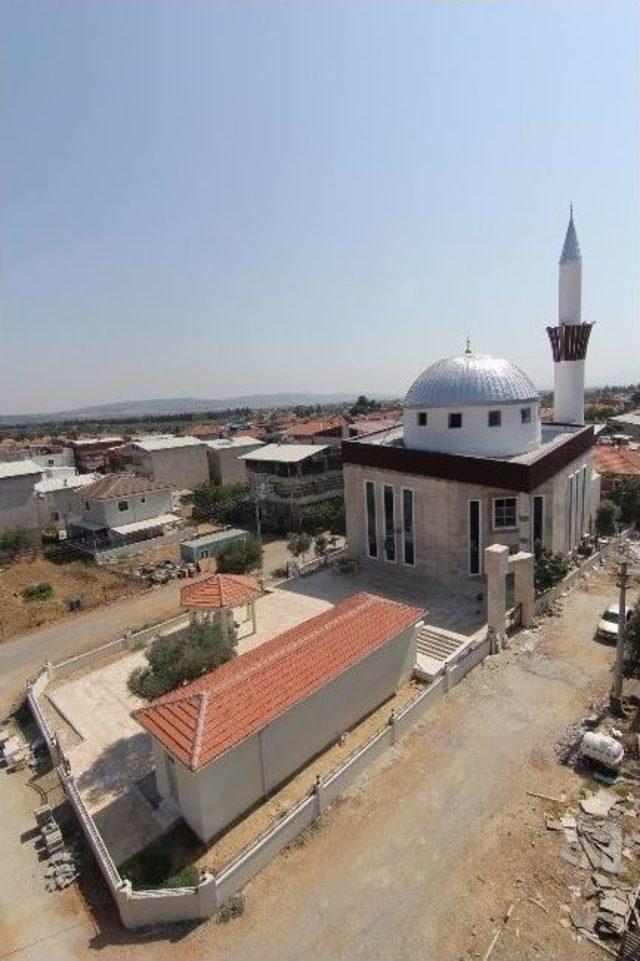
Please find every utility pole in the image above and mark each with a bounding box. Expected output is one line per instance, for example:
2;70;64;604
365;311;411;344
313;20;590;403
610;560;629;715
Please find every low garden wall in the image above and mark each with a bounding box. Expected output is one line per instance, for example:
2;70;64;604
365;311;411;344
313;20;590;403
27;617;494;929
534;533;630;616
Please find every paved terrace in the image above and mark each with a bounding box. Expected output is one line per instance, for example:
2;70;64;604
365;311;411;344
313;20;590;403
44;566;483;864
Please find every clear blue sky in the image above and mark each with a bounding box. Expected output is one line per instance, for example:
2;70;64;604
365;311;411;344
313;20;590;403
1;0;638;414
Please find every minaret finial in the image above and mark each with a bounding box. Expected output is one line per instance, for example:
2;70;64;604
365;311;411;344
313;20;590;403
465;336;471;354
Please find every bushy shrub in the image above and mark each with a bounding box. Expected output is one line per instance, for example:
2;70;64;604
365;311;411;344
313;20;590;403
286;531;312;560
610;477;640;527
216;536;263;574
595;500;620;537
217;894;245;923
534;546;571;596
191;483;251;526
296;498;345;536
128;615;236;700
21;582;53;602
624;603;640;678
0;528;30;556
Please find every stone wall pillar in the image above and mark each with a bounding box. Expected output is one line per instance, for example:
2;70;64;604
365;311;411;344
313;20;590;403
509;550;535;628
484;543;509;649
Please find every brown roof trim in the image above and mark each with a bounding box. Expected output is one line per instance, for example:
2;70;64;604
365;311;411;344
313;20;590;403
341;426;594;493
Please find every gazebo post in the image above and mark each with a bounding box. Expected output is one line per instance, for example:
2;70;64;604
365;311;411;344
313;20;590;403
251;599;257;635
220;609;228;641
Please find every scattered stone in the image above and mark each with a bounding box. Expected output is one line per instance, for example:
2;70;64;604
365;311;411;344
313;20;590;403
570;905;596;932
561;848;589;869
580;790;618;818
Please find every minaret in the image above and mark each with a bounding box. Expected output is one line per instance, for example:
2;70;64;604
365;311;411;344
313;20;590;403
546;208;593;424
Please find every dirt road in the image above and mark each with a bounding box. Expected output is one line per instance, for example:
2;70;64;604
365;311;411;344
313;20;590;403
0;564;630;960
0;581;186;714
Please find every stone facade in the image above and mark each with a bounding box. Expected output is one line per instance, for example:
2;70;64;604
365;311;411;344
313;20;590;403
344;448;597;578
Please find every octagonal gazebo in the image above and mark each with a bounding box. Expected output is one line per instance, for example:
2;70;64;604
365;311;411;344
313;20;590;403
180;573;261;639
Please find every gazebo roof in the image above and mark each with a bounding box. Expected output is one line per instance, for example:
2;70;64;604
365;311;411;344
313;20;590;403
180;573;261;611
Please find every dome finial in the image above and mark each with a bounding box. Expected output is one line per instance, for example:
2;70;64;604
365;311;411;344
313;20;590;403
465;336;472;354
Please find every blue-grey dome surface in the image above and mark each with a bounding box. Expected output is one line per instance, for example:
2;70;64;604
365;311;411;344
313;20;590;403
404;353;539;409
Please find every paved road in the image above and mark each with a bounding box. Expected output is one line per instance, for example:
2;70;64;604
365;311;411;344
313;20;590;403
0;581;187;714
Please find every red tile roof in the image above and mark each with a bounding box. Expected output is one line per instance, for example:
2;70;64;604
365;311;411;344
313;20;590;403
82;473;172;500
594;446;640;477
135;592;423;771
180;574;261;611
285;417;346;439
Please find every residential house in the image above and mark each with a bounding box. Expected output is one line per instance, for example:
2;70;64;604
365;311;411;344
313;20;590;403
593;446;640;496
67;474;179;553
0;460;44;533
240;443;344;526
135;592;423;842
607;412;640;443
34;472;100;532
205;436;264;486
70;437;124;473
283;416;347;446
123;436;209;489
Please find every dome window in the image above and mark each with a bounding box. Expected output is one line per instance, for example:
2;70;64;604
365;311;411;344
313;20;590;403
417;412;427;427
521;407;531;424
488;410;502;428
448;413;463;429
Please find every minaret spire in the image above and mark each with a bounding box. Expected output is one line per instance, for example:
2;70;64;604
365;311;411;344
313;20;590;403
546;208;593;425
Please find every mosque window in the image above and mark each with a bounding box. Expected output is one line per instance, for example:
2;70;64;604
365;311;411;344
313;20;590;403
448;413;462;429
521;407;531;424
493;497;517;530
417;412;427;427
488;410;501;428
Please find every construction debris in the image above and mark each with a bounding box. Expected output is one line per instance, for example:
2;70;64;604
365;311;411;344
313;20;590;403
580;789;618;818
540;706;640;956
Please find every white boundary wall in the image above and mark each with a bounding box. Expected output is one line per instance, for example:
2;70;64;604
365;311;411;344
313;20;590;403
27;535;631;928
27;614;493;929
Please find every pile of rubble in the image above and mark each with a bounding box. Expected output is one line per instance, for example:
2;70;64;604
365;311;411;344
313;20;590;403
35;804;84;892
0;726;41;773
545;785;640;949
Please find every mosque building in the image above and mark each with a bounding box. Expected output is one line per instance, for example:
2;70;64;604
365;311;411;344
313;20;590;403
342;211;600;578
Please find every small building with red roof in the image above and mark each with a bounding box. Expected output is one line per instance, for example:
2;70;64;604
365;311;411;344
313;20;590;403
135;592;423;841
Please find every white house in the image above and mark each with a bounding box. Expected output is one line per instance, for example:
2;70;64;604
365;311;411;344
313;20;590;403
34;472;100;532
67;474;179;552
124;436;209;489
0;460;44;533
205;436;264;486
135;592;423;842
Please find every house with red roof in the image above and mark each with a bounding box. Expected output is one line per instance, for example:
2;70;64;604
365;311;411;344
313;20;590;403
135;592;423;841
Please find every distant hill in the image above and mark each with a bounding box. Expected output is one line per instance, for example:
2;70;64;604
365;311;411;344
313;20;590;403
0;393;376;425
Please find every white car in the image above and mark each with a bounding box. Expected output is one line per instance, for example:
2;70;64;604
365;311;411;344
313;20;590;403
595;603;633;644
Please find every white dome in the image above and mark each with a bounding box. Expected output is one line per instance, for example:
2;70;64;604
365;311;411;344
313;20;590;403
402;350;541;457
404;352;539;409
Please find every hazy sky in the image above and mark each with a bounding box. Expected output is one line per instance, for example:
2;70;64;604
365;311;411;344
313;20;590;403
1;1;638;414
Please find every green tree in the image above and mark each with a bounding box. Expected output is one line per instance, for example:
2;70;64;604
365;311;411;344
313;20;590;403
296;498;346;536
287;531;312;562
128;615;236;701
534;545;571;595
216;537;263;574
595;500;620;537
314;533;329;558
609;477;640;527
191;483;251;526
624;602;640;678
